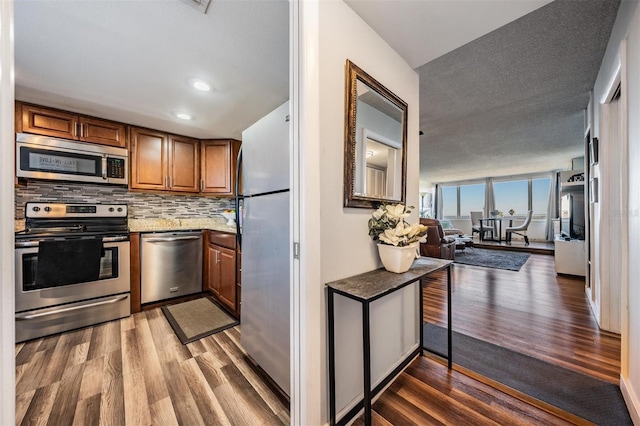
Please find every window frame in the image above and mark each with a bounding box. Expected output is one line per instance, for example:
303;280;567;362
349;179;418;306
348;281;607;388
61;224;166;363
440;173;551;220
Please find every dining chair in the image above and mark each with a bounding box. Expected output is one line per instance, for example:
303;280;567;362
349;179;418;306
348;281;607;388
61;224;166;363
470;211;493;240
505;210;533;245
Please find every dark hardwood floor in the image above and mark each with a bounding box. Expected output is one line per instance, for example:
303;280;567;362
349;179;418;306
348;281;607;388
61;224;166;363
364;252;621;425
426;253;620;383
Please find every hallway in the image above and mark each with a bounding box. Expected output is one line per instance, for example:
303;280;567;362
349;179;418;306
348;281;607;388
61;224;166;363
364;253;620;424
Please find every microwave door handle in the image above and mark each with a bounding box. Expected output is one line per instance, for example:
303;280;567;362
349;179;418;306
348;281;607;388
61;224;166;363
102;156;108;180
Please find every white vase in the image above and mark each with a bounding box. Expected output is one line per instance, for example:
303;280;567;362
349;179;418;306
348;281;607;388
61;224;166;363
377;242;420;273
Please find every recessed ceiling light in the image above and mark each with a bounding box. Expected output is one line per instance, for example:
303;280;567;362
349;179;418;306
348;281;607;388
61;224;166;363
189;79;211;91
173;112;193;120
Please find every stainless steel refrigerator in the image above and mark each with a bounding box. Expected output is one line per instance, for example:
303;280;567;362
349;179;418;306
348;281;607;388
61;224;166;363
238;101;290;395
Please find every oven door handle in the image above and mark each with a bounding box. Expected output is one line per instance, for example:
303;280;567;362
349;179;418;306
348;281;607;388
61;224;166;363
15;235;129;248
15;294;129;320
143;236;200;243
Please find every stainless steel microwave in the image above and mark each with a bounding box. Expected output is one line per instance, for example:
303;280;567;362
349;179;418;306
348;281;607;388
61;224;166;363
16;133;128;185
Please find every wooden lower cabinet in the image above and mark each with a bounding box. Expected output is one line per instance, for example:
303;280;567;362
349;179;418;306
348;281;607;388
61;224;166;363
207;244;236;310
205;231;240;316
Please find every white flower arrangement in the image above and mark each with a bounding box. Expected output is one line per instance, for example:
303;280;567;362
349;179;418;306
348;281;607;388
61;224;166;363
368;203;428;247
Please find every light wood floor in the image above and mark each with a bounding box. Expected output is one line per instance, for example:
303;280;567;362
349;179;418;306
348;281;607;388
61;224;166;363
15;309;289;426
363;252;622;425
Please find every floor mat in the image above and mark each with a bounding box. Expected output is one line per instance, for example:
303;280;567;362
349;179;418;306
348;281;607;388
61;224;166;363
454;247;530;271
162;297;238;344
423;323;632;425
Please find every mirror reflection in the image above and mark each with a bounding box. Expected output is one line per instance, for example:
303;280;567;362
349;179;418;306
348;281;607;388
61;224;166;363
344;60;407;208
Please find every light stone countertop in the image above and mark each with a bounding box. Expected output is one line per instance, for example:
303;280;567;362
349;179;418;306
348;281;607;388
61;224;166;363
128;217;237;234
14;217;237;234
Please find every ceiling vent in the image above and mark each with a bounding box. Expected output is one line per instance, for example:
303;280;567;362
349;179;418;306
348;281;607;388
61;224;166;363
180;0;211;14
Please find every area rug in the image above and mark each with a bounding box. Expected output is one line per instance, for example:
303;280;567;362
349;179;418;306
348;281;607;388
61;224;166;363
423;323;632;425
161;297;238;344
454;247;530;271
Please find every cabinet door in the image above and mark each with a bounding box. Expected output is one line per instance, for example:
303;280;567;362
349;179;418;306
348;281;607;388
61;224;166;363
79;117;127;147
200;139;240;195
130;127;168;190
207;245;220;296
20;103;79;140
169;135;200;193
218;246;237;310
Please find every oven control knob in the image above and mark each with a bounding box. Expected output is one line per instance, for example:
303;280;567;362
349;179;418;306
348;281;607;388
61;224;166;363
109;207;114;212
44;207;51;212
32;206;40;212
117;207;123;212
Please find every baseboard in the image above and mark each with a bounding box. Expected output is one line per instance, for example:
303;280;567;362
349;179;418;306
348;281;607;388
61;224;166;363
586;295;601;328
621;375;640;425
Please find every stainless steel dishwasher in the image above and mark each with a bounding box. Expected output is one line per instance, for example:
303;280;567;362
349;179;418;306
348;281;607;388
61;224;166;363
140;231;203;304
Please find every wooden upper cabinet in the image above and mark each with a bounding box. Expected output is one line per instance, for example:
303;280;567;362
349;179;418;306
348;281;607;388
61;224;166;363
130;127;200;193
169;135;200;193
20;103;78;140
17;102;127;148
130;127;168;191
201;139;241;195
79;117;127;147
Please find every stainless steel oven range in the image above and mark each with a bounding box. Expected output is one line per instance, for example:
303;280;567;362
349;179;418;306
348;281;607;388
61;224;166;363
15;202;131;343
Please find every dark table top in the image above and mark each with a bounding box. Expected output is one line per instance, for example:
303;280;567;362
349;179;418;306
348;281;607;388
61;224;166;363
326;257;452;301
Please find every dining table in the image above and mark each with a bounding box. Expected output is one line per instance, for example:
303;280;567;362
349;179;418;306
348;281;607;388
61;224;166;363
480;216;521;242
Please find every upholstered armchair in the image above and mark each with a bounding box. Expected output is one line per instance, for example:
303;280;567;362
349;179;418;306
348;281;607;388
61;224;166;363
419;218;456;260
439;219;464;237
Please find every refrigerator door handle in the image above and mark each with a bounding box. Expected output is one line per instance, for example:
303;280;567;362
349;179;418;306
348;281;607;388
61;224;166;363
235;146;243;248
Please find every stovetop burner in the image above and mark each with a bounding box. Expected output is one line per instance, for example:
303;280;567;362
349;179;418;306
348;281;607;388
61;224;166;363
16;202;129;241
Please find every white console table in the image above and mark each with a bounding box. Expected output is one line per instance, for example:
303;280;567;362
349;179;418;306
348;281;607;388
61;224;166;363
554;237;586;276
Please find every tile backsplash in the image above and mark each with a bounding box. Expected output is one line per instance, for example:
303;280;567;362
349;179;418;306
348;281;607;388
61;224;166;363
15;181;234;219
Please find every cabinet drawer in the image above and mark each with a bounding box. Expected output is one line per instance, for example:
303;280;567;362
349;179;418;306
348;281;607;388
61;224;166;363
208;231;236;250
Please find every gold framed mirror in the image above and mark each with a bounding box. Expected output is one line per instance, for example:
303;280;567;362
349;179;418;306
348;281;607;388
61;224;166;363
343;60;408;209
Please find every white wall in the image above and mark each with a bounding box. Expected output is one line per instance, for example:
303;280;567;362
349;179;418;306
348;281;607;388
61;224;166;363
592;1;640;422
0;0;15;424
298;1;419;423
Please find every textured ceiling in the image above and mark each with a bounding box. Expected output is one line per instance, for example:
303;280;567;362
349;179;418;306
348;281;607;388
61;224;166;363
416;0;620;186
